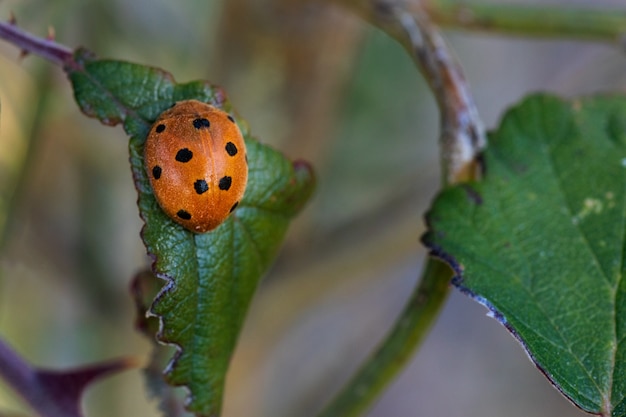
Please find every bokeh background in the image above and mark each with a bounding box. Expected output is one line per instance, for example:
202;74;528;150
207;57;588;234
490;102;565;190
1;1;625;416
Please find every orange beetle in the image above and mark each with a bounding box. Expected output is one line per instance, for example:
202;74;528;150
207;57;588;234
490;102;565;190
144;100;248;233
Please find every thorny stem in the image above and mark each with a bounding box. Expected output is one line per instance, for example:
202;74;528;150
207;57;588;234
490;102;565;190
0;20;73;66
0;20;79;249
0;337;76;417
0;338;37;412
0;20;131;417
317;1;484;416
0;337;134;417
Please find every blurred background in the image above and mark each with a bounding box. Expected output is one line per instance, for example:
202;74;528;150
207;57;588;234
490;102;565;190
0;0;625;416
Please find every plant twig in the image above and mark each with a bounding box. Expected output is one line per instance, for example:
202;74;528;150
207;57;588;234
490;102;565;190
335;0;485;183
0;337;134;417
317;1;484;416
0;19;73;66
404;4;485;183
0;19;78;249
423;1;626;48
317;259;452;417
0;339;36;413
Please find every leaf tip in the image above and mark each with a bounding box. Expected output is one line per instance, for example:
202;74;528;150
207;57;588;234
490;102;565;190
292;158;316;185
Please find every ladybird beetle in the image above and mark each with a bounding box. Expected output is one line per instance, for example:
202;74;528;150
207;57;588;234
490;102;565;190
144;99;248;233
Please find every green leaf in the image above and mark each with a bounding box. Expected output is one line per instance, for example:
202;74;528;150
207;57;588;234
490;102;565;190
423;94;626;416
67;49;315;416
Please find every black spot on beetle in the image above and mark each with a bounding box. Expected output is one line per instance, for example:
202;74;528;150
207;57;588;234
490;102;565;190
194;179;209;194
152;166;162;179
193;118;211;129
230;201;239;213
177;210;191;220
219;176;232;190
225;142;238;156
155;124;166;133
175;148;193;162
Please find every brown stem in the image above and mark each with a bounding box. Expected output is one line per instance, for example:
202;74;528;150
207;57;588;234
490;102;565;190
0;338;37;411
334;0;485;183
0;337;134;417
0;20;73;66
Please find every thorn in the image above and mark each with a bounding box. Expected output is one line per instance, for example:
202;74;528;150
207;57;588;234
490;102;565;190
8;11;16;25
46;25;55;41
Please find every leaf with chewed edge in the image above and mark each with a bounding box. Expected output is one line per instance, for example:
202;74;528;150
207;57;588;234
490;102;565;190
423;94;626;417
67;48;315;416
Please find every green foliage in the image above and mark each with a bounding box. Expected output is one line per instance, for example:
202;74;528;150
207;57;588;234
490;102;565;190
423;94;626;416
67;48;315;416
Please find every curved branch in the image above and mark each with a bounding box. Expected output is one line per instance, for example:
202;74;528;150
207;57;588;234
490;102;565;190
316;1;483;416
337;0;485;183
